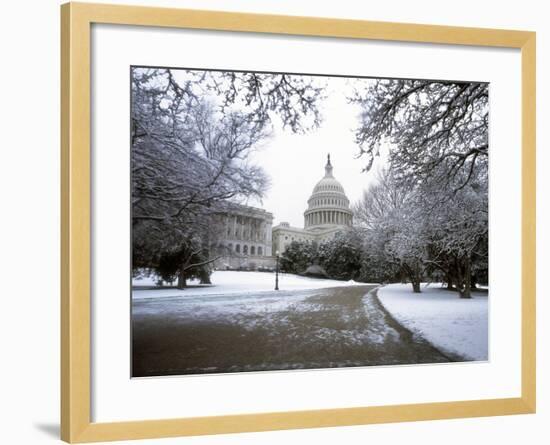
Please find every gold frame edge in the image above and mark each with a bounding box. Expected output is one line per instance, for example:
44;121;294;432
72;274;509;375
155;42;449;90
60;2;536;442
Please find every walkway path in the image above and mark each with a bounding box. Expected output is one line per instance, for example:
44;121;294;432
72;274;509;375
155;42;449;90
132;285;453;377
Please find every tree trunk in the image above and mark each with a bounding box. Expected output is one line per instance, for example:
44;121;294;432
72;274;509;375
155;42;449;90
454;259;464;297
402;263;421;293
199;269;212;284
445;273;454;290
177;265;187;289
460;257;472;299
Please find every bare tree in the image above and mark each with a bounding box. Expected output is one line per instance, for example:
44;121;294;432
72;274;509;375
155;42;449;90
354;169;427;292
354;166;488;297
350;79;488;191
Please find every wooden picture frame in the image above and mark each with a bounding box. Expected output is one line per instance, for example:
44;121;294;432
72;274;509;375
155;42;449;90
61;2;536;442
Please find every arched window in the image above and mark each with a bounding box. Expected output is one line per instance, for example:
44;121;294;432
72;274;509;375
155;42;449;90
251;246;256;255
228;243;233;251
235;244;240;253
258;247;263;256
243;245;248;255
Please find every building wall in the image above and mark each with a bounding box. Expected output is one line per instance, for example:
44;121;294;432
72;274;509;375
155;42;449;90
272;224;317;254
272;224;348;254
216;205;275;270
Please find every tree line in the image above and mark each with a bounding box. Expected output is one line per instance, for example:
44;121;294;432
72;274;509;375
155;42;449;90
279;231;364;281
353;78;489;298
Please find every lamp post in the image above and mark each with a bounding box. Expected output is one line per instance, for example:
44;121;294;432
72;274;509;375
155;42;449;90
275;250;280;291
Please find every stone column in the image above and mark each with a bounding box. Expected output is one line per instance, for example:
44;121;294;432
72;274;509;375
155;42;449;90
262;221;266;247
266;220;272;256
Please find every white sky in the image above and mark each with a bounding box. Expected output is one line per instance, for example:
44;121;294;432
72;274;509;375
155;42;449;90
245;76;388;227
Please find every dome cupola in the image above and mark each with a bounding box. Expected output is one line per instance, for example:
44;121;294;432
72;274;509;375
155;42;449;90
303;154;353;229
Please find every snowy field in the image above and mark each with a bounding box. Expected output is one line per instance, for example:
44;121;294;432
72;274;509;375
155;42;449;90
377;284;488;361
132;270;366;300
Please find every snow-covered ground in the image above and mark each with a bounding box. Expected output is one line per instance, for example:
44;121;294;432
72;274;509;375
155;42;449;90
377;284;488;361
133;270;367;300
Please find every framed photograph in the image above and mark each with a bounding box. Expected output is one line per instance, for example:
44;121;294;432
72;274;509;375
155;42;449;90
61;2;536;442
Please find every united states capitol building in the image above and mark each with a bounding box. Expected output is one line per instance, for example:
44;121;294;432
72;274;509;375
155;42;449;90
216;155;353;270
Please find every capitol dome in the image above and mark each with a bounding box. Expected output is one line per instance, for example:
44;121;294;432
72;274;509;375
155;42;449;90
304;154;353;229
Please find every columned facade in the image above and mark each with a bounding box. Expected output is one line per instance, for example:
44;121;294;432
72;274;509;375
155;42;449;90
216;205;275;270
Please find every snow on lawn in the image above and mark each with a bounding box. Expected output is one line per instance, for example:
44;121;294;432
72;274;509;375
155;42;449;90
133;270;367;300
377;284;488;361
133;287;322;322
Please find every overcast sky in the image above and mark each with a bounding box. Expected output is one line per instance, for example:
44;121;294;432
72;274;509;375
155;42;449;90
245;76;388;227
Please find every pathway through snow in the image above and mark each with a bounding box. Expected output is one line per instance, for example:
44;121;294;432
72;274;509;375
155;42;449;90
132;279;452;376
